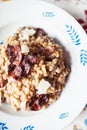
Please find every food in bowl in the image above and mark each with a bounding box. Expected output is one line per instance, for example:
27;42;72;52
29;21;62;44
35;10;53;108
0;27;70;111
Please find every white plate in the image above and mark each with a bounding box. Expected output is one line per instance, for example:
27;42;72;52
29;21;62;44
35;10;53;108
0;0;87;130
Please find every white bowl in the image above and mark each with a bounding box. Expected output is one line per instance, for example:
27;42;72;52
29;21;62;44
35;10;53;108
0;0;87;130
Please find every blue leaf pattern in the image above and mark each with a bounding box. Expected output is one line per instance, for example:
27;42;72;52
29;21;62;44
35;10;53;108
20;125;34;130
80;49;87;66
42;12;55;18
66;25;81;45
0;122;8;130
59;112;68;119
0;41;4;45
84;118;87;126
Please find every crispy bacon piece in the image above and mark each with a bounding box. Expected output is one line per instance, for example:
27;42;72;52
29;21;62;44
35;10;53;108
7;45;38;80
29;94;49;111
21;55;37;75
7;45;22;66
34;28;47;37
7;43;55;80
14;66;23;79
27;55;38;64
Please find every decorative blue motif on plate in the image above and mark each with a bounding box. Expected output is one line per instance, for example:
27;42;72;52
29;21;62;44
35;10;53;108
0;122;8;130
66;25;80;45
59;112;68;119
42;12;55;18
80;49;87;66
20;125;34;130
0;41;4;45
84;118;87;126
